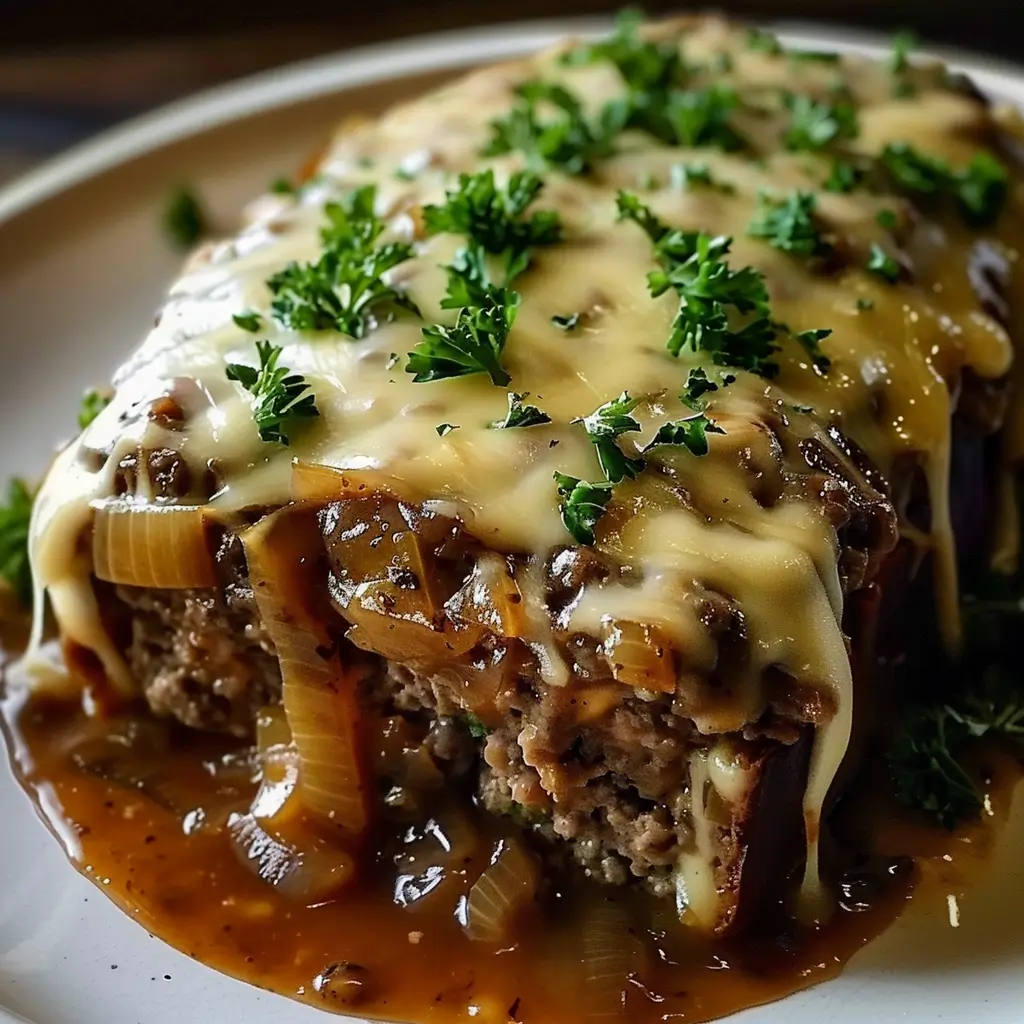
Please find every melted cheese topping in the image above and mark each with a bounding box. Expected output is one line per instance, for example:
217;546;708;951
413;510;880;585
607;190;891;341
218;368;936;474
27;17;1024;922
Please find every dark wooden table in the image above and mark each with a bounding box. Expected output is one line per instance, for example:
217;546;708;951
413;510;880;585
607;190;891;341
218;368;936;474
0;1;1015;186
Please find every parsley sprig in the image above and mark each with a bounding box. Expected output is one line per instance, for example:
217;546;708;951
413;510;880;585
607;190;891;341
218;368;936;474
889;550;1024;828
881;142;1008;225
553;472;613;545
407;305;516;386
226;340;319;445
747;190;831;258
617;191;781;375
484;81;622;176
782;93;859;151
491;392;551;429
78;389;111;429
572;391;646;483
266;185;417;338
0;478;33;606
424;170;561;273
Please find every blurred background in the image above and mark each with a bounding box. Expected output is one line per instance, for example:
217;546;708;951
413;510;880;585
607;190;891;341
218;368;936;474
0;0;1014;186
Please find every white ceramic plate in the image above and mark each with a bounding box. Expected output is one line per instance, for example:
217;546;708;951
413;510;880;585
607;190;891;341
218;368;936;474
3;17;1024;1024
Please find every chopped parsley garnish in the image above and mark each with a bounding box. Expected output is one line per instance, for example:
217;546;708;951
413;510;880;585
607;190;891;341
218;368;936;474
889;30;918;74
562;8;685;93
233;311;262;332
746;27;783;55
855;297;875;311
163;185;206;249
794;327;833;371
876;208;899;230
572;392;645;483
491;392;551;429
643;412;722;457
462;712;491;739
670;161;735;193
440;245;521;312
423;169;561;270
435;423;459;437
266;186;417;338
782;93;859;151
824;160;863;193
553;472;613;546
0;478;34;606
889;538;1024;829
681;366;725;409
617;191;781;375
78;389;111;429
789;48;840;64
551;312;581;331
747;190;831;258
881;143;1008;224
661;85;745;150
867;243;901;283
483;81;622;175
225;340;319;445
270;177;297;195
406;304;515;386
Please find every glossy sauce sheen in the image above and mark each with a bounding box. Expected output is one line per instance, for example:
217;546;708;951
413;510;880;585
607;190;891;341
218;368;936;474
5;688;968;1024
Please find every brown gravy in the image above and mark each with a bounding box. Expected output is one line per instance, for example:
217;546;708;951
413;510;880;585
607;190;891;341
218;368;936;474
3;674;1016;1024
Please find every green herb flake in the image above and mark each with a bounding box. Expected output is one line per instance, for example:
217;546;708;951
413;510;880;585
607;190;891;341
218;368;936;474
406;304;515;386
78;389;111;430
491;392;551;429
553;472;614;546
746;27;783;56
855;297;875;311
266;185;418;338
232;311;263;333
225;340;319;445
163;186;206;249
881;142;1008;225
782;93;859;152
889;30;918;74
573;391;646;483
794;327;833;372
867;243;901;283
424;169;561;263
789;48;840;64
824;160;863;193
483;80;621;176
270;177;297;195
747;190;831;258
670;161;736;193
0;478;33;606
435;423;459;437
643;412;723;457
617;191;781;376
562;8;686;94
462;712;491;739
681;366;721;410
876;208;899;230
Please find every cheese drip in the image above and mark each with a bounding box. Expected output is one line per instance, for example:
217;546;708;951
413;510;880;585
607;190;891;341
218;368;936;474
26;16;1024;926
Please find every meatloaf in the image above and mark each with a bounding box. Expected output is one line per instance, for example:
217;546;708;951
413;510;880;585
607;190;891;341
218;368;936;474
27;14;1024;936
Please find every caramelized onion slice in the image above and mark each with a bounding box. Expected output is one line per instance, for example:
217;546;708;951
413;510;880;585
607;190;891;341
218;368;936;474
445;552;526;638
228;812;355;903
292;461;407;505
601;620;678;694
241;509;370;836
461;836;539;942
581;902;649;1020
92;503;217;589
